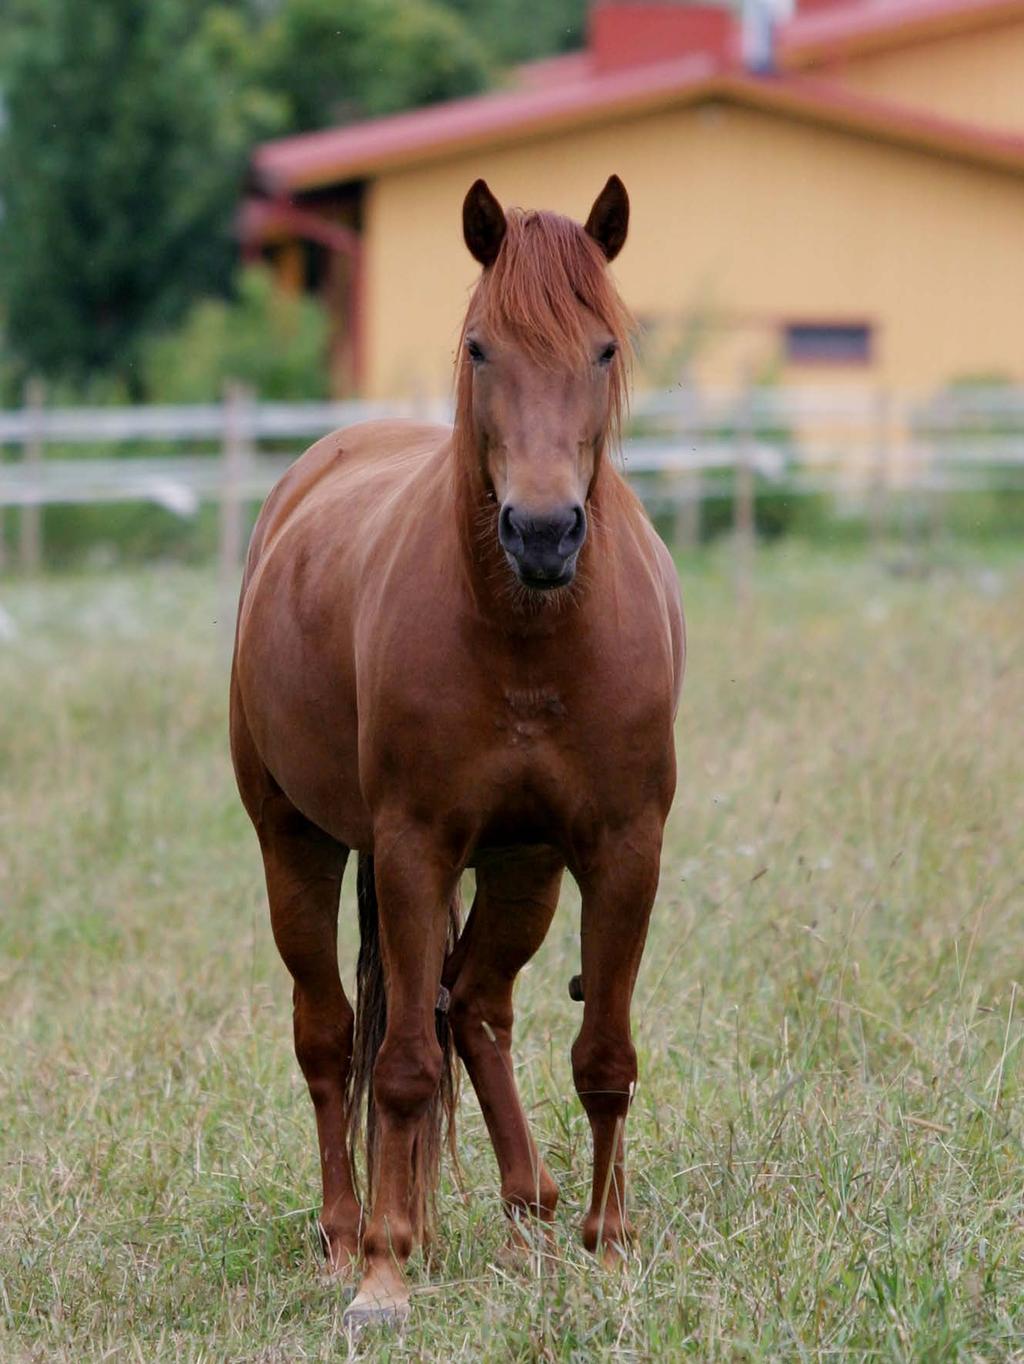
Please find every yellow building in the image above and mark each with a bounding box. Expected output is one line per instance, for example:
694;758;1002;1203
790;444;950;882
243;0;1024;398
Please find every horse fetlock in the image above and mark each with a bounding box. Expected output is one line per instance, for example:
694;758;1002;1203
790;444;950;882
582;1208;634;1260
501;1169;559;1222
363;1214;415;1266
317;1199;362;1271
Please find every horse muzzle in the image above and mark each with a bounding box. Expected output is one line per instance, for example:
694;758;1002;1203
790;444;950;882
498;501;587;591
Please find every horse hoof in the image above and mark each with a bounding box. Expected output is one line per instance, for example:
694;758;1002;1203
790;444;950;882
343;1294;410;1334
599;1241;629;1270
498;1217;556;1272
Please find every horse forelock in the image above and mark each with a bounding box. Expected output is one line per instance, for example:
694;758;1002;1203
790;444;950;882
455;208;634;446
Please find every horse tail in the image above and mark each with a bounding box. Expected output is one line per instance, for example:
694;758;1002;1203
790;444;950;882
345;853;462;1242
345;855;388;1214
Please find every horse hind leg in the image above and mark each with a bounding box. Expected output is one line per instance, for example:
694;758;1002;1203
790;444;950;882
572;826;662;1266
445;847;563;1253
257;794;361;1275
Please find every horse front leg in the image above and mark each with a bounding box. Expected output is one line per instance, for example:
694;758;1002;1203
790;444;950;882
258;798;361;1276
345;828;457;1330
571;822;663;1264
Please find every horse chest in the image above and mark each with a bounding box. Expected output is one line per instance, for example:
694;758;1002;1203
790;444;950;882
494;685;568;746
480;681;634;809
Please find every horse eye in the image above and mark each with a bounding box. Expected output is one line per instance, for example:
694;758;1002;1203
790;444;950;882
597;343;618;366
466;339;486;363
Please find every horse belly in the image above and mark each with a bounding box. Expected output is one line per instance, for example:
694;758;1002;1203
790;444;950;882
235;587;371;849
259;702;370;848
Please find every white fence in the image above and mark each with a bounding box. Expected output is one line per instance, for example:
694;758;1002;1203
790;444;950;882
2;382;1023;574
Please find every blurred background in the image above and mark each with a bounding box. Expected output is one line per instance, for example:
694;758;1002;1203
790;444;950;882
1;0;1022;572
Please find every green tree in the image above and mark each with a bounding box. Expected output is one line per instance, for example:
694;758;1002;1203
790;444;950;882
256;0;491;133
441;0;588;65
0;0;278;392
0;0;570;399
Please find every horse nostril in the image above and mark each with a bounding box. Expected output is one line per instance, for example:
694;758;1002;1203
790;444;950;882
498;502;524;555
558;504;587;556
499;502;585;571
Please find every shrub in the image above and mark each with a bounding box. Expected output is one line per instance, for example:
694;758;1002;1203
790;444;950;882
142;266;331;403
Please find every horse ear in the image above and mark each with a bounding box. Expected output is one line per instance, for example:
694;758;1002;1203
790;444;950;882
463;179;507;268
584;175;629;262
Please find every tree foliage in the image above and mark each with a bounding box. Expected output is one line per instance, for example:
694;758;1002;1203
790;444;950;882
0;0;571;396
0;1;279;390
441;0;589;65
257;0;491;134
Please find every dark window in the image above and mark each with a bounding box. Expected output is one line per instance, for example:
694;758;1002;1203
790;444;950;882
784;322;873;365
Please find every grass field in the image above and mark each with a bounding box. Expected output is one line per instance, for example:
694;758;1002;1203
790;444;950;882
2;543;1023;1362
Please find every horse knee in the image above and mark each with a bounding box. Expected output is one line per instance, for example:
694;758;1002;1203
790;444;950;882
571;1034;637;1118
293;1004;354;1092
373;1036;442;1121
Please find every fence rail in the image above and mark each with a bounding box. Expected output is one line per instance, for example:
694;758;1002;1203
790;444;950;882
2;382;1023;576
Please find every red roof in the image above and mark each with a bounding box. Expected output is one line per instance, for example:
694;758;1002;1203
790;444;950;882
781;0;1024;67
252;50;717;193
249;0;1024;198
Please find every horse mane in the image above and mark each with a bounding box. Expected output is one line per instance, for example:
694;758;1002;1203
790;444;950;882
455;207;635;447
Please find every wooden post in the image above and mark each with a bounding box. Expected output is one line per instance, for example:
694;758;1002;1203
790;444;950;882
869;387;890;548
673;378;701;550
219;381;251;613
19;378;45;573
926;398;946;550
673;472;701;550
733;376;755;603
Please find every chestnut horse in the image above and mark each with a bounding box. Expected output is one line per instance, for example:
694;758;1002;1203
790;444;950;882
230;176;684;1328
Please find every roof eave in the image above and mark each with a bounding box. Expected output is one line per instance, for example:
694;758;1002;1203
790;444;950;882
729;73;1024;176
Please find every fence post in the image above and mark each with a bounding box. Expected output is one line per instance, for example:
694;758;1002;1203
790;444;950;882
869;387;890;547
19;378;45;573
734;375;756;603
219;381;251;613
673;380;701;550
673;472;701;550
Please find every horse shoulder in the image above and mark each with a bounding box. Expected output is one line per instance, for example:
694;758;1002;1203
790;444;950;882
244;419;451;580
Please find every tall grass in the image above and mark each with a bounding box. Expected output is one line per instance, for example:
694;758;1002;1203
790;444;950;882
1;543;1022;1361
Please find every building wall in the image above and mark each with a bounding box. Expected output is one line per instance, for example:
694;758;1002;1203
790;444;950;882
824;19;1024;135
363;100;1024;398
